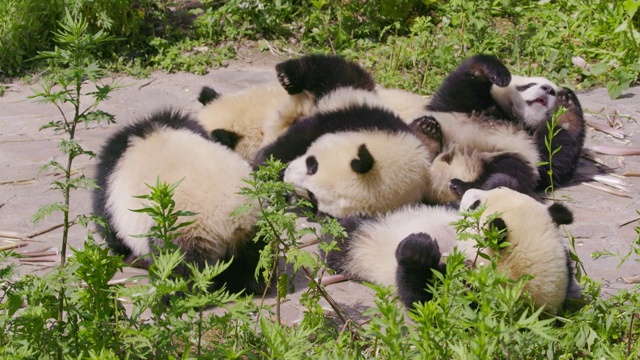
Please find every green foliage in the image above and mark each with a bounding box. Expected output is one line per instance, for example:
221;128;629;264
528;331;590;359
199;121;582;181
2;159;640;358
30;10;117;267
237;158;350;328
4;0;640;94
2;4;640;357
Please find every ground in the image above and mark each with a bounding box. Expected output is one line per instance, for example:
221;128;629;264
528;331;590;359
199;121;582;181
0;54;639;324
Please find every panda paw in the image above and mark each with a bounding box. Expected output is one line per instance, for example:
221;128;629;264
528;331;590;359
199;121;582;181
275;60;304;95
484;64;511;87
555;88;580;114
467;54;511;87
276;69;300;95
449;178;473;199
396;233;442;269
409;115;443;156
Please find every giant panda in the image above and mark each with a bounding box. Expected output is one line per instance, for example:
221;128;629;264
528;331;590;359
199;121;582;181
325;187;581;314
196;54;378;165
379;54;585;199
93;109;265;294
196;84;291;163
253;54;433;217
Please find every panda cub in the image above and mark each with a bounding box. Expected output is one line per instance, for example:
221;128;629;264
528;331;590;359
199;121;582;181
326;187;580;314
197;54;381;165
390;54;585;200
255;54;433;217
196;84;291;163
93;109;265;294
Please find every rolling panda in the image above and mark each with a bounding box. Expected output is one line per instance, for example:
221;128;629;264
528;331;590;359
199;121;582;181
196;84;290;163
427;55;585;193
93;109;265;294
380;54;585;199
325;187;581;314
254;54;433;217
196;54;378;165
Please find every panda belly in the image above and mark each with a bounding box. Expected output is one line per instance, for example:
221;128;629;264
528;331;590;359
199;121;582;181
105;126;257;258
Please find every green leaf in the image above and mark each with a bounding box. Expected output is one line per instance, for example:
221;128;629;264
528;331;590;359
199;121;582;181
606;81;623;100
614;21;627;34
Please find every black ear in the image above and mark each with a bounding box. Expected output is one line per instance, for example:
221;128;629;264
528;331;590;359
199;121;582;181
211;129;241;150
449;178;473;199
350;144;375;174
548;203;573;226
487;217;508;245
306;155;318;175
198;86;220;105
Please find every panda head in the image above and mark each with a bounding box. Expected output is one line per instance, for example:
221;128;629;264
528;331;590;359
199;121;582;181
283;130;432;218
459;187;574;313
491;75;558;129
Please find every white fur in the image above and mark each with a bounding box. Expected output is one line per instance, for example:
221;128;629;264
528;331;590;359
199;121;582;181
461;188;570;313
491;75;558;128
376;87;429;123
284;130;432;217
106;125;258;257
426;112;540;203
343;204;460;285
198;84;289;162
340;187;571;313
262;91;315;146
315;87;395;115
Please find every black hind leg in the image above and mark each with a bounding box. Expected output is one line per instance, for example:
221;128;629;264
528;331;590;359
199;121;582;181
275;54;376;98
409;115;443;161
395;233;447;308
148;236;267;296
536;87;586;190
428;54;511;113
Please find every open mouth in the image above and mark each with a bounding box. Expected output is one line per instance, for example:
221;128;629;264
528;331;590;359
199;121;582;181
526;96;547;107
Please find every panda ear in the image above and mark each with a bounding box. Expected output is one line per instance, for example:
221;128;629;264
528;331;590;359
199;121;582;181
211;129;241;150
351;144;375;174
487;217;508;245
198;86;220;105
548;203;573;226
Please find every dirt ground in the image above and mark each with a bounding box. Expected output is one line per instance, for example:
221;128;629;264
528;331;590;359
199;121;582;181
1;54;639;324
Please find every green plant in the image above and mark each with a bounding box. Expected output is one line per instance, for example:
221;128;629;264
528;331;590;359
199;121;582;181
27;12;116;358
237;158;350;326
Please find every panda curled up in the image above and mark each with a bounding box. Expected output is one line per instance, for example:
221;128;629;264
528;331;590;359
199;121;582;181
93;109;266;295
325;187;583;314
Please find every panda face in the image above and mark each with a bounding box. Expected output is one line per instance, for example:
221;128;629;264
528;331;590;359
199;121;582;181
492;75;558;129
459;187;574;313
283;130;432;217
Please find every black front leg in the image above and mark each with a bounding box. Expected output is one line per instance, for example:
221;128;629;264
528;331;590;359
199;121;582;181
428;54;511;113
395;233;447;308
536;87;586;190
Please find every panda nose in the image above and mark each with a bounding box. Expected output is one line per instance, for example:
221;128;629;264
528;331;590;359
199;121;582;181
541;85;556;96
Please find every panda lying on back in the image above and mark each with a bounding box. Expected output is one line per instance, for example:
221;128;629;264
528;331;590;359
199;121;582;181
326;187;582;314
196;54;380;165
381;54;585;200
256;55;435;217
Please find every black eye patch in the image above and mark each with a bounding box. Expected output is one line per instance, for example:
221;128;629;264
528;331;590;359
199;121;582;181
469;199;482;210
306;156;318;175
515;83;536;92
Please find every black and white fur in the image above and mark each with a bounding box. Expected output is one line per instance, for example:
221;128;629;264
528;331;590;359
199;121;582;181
255;54;433;217
93;109;265;294
380;54;585;200
197;84;291;163
326;187;581;314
